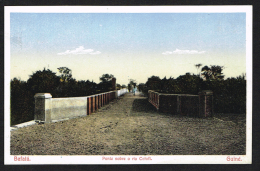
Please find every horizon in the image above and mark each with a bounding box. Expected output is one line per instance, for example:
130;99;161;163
9;11;247;85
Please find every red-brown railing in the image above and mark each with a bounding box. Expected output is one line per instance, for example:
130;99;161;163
148;90;159;110
34;89;128;123
148;90;213;117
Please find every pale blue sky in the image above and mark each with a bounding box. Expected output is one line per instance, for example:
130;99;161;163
10;13;246;85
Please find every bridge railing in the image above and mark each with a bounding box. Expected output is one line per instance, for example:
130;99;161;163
34;88;128;123
148;90;160;110
148;90;213;117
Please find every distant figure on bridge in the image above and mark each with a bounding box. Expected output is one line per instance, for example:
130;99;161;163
133;87;137;96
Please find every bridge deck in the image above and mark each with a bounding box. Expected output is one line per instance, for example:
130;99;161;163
11;92;245;155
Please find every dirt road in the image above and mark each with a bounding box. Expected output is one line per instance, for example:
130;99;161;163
11;92;246;155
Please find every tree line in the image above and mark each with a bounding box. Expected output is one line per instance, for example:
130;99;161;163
10;67;121;125
11;65;246;125
138;65;246;114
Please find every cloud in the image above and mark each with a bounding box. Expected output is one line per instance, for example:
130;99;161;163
58;46;101;55
162;49;206;55
162;51;173;55
89;51;101;55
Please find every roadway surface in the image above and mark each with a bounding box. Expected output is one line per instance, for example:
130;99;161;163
11;92;246;155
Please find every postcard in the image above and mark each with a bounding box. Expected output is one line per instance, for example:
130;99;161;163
4;6;252;164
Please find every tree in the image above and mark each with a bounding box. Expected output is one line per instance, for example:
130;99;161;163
11;69;61;125
11;78;33;125
201;65;224;81
27;68;60;95
210;65;224;80
145;76;161;91
127;83;132;92
128;79;137;93
129;79;137;88
116;84;121;90
160;77;177;93
57;67;72;82
100;74;115;83
138;83;146;92
99;74;115;91
175;73;202;94
195;63;203;76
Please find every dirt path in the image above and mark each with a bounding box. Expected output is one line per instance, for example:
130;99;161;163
11;92;246;155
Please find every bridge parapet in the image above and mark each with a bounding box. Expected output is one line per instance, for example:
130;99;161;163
34;88;128;123
148;90;213;117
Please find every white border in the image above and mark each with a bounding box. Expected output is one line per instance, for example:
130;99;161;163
4;6;252;13
4;6;252;165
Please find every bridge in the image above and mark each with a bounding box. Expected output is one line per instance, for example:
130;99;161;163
10;91;245;155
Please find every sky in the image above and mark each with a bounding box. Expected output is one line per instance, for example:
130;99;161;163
10;12;246;85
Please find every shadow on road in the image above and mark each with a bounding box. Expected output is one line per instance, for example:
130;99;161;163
131;98;194;118
132;98;157;113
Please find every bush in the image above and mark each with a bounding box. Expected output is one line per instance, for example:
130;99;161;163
10;68;115;125
142;73;246;114
11;78;34;125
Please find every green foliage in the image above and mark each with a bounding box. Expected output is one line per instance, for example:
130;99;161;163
144;73;202;94
195;63;203;75
174;73;202;94
129;79;137;88
141;70;246;114
11;68;61;125
127;83;132;92
116;84;121;90
27;68;60;96
126;79;137;92
11;69;61;125
11;69;119;125
138;83;145;92
11;78;34;125
68;80;97;97
145;76;161;92
201;65;224;81
10;65;246;126
206;77;246;113
57;67;72;82
100;74;115;83
98;74;115;92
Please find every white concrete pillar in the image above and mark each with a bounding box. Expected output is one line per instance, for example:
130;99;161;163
34;93;52;123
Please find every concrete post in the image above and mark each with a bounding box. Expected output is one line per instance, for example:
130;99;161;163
112;78;116;90
34;93;52;123
199;90;213;117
